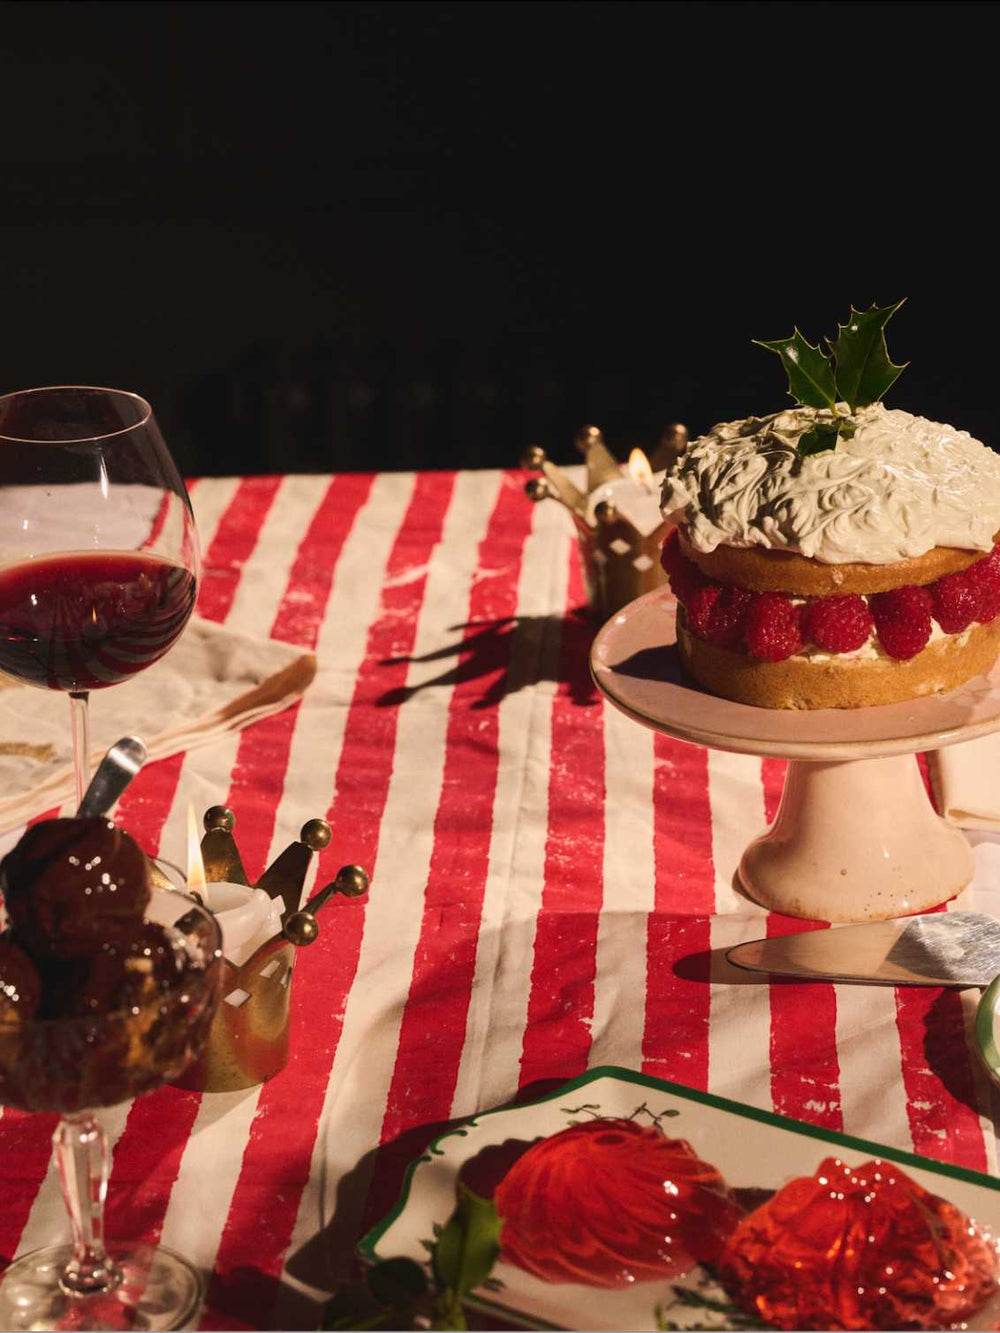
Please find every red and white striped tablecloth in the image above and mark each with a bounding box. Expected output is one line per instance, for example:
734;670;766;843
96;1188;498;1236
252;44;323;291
2;469;998;1329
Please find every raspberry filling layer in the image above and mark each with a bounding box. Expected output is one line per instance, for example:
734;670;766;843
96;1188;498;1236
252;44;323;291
660;529;1000;663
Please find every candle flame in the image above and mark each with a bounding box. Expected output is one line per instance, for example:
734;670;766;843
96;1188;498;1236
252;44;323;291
186;803;207;894
627;448;655;489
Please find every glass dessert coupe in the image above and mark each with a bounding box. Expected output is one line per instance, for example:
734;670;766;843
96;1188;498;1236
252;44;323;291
0;893;223;1331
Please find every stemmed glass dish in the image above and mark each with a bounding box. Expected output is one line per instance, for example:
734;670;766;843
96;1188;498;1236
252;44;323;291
0;893;223;1331
0;387;200;805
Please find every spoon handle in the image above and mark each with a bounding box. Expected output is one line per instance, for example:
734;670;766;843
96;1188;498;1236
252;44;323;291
76;736;148;818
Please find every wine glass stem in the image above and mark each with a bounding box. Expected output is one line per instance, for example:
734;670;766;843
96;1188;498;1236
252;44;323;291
69;691;90;809
52;1111;122;1296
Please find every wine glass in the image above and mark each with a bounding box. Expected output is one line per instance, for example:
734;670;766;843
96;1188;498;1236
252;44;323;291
0;387;199;806
0;891;223;1331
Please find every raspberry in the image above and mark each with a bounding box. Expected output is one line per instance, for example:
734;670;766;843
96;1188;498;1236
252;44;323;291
967;545;1000;623
869;585;932;660
659;528;705;605
930;569;980;634
705;585;752;649
801;594;873;653
743;593;803;662
685;582;722;638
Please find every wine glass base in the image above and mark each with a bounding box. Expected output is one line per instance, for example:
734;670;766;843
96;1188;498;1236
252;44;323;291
0;1242;202;1331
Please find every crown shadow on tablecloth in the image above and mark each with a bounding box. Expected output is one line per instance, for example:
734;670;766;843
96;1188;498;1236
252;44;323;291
376;612;597;710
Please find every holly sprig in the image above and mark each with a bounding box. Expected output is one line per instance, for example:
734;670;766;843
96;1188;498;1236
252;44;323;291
323;1183;501;1331
753;301;907;456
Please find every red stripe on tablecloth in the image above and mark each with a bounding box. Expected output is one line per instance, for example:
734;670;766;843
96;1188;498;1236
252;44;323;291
106;473;373;1271
0;1112;59;1268
218;472;375;880
28;808;60;826
366;475;533;1211
102;750;196;1240
101;478;323;1249
915;751;936;807
760;758;785;825
642;735;714;1089
201;471;454;1331
140;489;172;551
759;758;843;1129
895;987;988;1169
196;477;283;625
0;792;62;1260
766;913;843;1129
518;548;605;1090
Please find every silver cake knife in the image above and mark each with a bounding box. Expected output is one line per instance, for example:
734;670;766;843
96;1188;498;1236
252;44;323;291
726;911;1000;988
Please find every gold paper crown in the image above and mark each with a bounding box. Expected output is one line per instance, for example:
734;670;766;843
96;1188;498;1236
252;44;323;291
159;806;369;1093
520;424;688;617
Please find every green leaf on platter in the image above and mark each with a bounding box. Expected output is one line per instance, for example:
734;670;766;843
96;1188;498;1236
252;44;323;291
430;1300;468;1331
829;300;907;410
321;1280;413;1331
322;1258;430;1330
366;1257;428;1307
752;330;838;409
796;420;841;457
432;1182;502;1302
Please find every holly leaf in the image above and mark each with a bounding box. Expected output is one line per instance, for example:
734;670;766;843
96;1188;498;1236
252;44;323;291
431;1183;502;1330
829;300;907;410
797;421;841;457
753;329;837;409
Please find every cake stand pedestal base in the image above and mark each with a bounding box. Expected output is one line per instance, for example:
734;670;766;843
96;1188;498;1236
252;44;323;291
738;755;974;922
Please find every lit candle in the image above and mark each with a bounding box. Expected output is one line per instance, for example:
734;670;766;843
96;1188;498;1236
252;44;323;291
586;448;666;537
186;805;282;967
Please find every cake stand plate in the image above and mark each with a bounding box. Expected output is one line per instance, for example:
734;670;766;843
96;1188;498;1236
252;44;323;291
591;589;1000;922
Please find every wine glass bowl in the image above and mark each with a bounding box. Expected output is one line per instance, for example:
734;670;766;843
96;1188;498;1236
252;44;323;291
0;894;223;1331
0;386;200;802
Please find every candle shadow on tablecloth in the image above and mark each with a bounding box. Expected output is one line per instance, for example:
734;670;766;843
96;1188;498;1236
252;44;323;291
376;612;598;710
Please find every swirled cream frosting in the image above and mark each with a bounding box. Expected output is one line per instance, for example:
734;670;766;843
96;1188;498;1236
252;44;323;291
661;403;1000;564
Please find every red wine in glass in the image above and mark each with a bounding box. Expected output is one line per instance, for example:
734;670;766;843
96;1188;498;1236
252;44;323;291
0;551;197;691
0;386;200;805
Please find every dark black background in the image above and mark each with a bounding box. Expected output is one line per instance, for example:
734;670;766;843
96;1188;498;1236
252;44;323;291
1;0;996;476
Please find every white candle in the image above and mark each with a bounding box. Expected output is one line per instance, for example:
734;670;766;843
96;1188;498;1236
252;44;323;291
200;882;283;968
585;448;666;537
586;471;666;537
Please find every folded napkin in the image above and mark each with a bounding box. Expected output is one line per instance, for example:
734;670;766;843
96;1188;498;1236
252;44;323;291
928;732;1000;831
0;617;315;833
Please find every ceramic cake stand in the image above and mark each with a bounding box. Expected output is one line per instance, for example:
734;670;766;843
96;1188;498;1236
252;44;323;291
591;589;1000;923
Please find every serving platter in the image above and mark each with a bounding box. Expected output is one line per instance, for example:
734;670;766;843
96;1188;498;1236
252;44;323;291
360;1066;1000;1331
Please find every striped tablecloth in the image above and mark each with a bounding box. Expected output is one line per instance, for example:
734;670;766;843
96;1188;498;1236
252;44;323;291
2;468;999;1329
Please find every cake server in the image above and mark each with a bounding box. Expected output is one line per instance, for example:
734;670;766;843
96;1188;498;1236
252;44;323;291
76;736;148;818
726;911;1000;988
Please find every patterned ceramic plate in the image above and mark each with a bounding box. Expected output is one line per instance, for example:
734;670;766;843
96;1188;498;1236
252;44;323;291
360;1066;1000;1331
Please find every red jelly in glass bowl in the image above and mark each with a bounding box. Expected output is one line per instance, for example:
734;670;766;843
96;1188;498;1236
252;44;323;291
719;1156;1000;1331
492;1117;742;1288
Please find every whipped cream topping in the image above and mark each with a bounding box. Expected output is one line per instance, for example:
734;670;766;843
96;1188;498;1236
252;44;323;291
661;403;1000;565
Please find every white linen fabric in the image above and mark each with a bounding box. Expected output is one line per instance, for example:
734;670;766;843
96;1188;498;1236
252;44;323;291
0;616;315;832
929;733;1000;831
